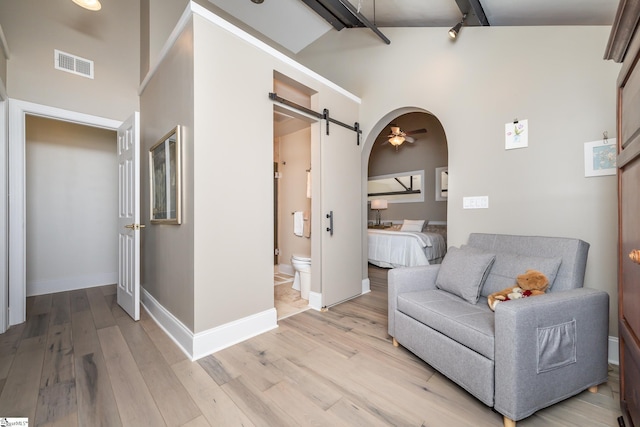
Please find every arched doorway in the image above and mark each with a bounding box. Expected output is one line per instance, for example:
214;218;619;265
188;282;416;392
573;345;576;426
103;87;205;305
361;108;449;279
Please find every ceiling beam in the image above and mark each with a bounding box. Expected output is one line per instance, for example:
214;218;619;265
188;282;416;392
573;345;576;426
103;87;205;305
453;0;490;26
299;0;391;45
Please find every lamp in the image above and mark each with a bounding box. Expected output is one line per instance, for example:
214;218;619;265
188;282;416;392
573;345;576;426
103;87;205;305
72;0;102;11
371;199;388;226
448;13;467;40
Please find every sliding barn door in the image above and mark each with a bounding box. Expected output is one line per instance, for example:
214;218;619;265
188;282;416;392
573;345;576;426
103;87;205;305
321;122;362;307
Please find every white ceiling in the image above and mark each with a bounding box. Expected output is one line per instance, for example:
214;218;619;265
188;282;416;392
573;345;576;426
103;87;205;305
208;0;619;53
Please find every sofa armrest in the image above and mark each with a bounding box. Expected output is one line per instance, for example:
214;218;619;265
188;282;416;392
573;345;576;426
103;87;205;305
493;288;609;421
387;265;440;337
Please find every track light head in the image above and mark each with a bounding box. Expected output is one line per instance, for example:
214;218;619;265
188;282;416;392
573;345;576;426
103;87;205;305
448;13;467;40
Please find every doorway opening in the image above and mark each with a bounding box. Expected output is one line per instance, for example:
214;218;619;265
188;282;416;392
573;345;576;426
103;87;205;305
7;99;122;326
364;109;449;277
272;75;316;320
25;115;118;297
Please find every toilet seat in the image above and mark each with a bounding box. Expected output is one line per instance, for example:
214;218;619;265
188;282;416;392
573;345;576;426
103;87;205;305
291;254;311;264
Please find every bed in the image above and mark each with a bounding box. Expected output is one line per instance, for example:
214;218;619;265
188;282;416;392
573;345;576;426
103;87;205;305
368;225;447;268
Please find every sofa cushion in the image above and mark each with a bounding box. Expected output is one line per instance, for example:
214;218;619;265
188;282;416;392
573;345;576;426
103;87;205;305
397;289;495;360
436;246;496;304
461;246;562;297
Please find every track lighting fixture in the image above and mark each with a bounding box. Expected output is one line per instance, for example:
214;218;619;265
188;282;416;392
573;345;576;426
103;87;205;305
448;13;467;40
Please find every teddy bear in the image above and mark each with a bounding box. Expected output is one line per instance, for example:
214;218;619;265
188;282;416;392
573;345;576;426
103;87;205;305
487;269;549;311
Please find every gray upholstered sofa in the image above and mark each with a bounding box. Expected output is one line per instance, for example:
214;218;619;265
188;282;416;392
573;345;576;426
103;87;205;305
388;233;609;427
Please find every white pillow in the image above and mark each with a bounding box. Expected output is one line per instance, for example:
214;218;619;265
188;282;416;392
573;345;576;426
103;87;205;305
400;219;426;232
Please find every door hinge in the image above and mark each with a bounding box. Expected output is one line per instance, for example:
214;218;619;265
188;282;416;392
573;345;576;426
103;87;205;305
274;172;282;179
274;248;280;256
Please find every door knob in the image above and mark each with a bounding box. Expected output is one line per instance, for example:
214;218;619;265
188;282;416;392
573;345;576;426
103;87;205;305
125;224;146;230
629;249;640;264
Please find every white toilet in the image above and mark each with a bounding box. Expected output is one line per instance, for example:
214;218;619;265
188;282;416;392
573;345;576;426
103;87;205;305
291;254;311;300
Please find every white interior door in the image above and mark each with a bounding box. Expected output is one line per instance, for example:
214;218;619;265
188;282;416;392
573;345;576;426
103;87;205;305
117;112;141;320
321;122;362;307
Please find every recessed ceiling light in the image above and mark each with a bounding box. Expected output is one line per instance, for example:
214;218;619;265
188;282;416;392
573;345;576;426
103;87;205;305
251;0;265;4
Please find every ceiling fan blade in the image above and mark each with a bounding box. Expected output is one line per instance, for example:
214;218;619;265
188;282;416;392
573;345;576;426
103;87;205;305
405;136;415;143
405;128;427;136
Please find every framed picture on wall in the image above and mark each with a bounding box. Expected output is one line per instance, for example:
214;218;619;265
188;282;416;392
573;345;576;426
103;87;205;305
150;125;182;224
584;138;616;177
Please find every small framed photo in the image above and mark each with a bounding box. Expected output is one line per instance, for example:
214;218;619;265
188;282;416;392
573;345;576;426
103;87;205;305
150;126;182;224
584;138;616;177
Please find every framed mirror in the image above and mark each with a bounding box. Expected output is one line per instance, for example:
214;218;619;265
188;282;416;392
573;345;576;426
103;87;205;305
150;126;182;224
367;170;424;203
435;167;448;201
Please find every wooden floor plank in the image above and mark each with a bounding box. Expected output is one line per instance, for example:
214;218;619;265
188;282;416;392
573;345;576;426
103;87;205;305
49;292;71;326
172;359;255;427
86;287;116;330
70;309;100;357
0;323;26;380
35;323;77;426
221;375;298;427
0;335;47;421
97;325;165;426
139;309;188;366
69;289;90;313
75;351;122;427
119;322;202;426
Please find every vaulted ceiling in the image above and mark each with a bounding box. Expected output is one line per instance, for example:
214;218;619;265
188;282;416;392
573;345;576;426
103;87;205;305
208;0;619;53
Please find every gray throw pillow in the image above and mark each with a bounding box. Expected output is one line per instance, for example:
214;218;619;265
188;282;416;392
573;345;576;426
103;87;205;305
460;246;563;297
436;246;496;304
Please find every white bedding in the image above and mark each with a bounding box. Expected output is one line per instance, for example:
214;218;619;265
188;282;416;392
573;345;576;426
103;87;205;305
367;229;447;268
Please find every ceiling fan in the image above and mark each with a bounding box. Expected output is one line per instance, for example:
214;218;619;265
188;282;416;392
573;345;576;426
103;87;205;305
380;125;427;149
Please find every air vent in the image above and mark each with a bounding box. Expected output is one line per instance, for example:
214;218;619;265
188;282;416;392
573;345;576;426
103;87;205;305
54;49;94;79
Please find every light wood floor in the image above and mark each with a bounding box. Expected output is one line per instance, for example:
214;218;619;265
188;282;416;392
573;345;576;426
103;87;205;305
0;266;622;426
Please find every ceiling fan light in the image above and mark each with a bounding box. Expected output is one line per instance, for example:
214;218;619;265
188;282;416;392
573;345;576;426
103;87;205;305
389;135;405;146
72;0;102;11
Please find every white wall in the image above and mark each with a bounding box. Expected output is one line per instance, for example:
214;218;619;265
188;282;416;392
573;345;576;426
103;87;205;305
297;26;621;336
0;0;139;121
25;115;117;295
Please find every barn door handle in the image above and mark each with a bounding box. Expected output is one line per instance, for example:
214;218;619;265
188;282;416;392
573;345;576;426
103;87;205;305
326;211;333;236
630;250;640;264
629;250;640;264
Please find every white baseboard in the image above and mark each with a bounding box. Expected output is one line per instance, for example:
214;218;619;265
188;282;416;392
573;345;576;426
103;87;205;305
308;291;323;311
278;264;294;276
609;336;619;366
27;271;117;296
141;286;278;361
140;287;193;359
362;278;370;295
192;309;277;360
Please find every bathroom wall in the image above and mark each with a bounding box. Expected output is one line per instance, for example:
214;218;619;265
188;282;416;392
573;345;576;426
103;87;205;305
277;127;312;274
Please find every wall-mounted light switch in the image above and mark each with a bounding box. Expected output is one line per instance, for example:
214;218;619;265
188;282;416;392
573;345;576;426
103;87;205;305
463;196;489;209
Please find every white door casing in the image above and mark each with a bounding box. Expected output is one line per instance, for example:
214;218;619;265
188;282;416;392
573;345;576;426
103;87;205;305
117;112;141;320
8;99;122;325
321;122;362;307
